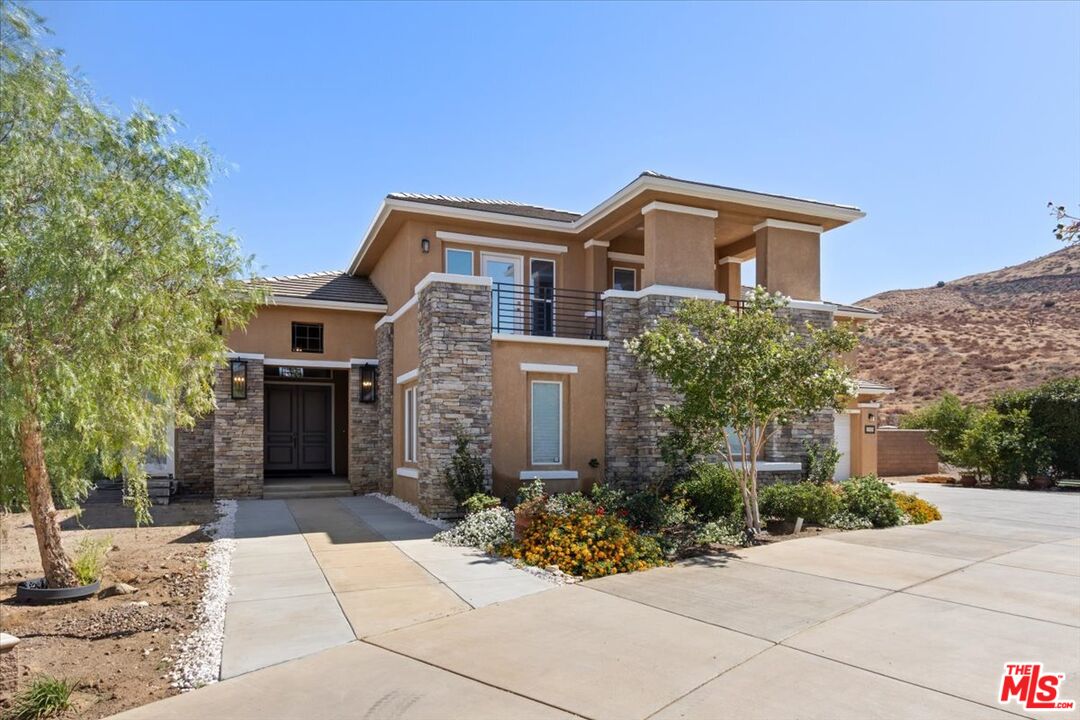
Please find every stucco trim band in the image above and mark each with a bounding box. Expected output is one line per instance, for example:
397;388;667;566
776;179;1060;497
271;296;388;313
641;200;719;219
520;363;579;375
395;467;419;478
754;462;802;472
349;357;379;366
753;219;824;234
227;352;265;360
583;239;610;249
491;334;609;348
434;231;569;255
601;285;727;302
263;358;352;369
396;368;418;385
608;252;646;264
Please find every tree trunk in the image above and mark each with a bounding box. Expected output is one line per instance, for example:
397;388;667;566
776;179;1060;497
18;413;78;588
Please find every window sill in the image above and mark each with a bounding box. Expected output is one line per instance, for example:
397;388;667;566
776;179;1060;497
518;470;579;480
396;467;419;479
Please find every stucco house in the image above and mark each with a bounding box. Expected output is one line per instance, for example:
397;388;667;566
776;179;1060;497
173;171;892;514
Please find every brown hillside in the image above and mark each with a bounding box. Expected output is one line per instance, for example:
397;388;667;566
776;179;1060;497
854;245;1080;415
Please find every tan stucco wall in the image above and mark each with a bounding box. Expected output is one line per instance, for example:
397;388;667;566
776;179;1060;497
369;218;588;314
847;400;880;477
754;226;821;301
490;341;606;498
391;304;419;473
642;209;716;290
228;305;378;362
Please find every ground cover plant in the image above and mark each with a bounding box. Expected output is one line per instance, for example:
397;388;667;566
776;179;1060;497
5;675;77;720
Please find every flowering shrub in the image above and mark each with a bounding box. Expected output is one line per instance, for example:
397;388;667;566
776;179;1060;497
893;492;942;524
824;511;873;530
693;518;747;546
502;509;663;579
544;491;594;516
839;475;902;528
434;507;514;551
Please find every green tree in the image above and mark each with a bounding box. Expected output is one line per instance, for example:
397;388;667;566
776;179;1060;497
900;393;972;464
627;288;857;534
0;5;262;587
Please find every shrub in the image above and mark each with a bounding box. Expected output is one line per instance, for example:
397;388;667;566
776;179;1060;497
443;431;486;506
588;482;626;511
462;493;501;514
674;463;742;522
516;477;546;505
433;507;514;551
503;509;664;579
804;441;842;484
901;393;972;464
624;492;693;533
759;482;841;524
840;476;901;527
893;492;942;524
544;491;595;516
693;517;747;546
824;511;873;530
993;377;1080;478
6;675;76;720
72;535;110;585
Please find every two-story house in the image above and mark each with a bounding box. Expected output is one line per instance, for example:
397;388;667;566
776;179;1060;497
174;172;891;515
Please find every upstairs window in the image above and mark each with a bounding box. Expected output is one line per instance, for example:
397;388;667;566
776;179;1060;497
445;248;474;275
612;267;637;291
291;322;324;353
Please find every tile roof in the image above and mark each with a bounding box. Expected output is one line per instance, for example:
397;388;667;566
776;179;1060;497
386;192;581;222
639;171;863;211
253;271;386;305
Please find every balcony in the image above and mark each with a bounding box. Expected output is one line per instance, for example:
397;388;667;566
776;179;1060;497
491;283;604;340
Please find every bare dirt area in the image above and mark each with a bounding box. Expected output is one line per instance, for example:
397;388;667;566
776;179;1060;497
0;501;215;719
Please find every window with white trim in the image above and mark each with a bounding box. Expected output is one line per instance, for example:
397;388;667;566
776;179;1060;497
612;267;636;291
445;248;473;275
530;380;562;465
404;385;417;463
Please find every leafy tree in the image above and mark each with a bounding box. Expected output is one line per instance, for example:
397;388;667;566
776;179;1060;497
900;393;972;464
627;288;857;534
993;377;1079;478
0;5;261;587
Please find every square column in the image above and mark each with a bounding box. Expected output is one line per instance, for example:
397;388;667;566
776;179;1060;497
416;276;493;517
213;359;264;498
754;219;823;301
715;257;743;301
641;202;718;291
583;239;609;292
374;322;395;494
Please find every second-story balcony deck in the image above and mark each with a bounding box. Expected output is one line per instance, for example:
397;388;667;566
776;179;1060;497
491;283;604;340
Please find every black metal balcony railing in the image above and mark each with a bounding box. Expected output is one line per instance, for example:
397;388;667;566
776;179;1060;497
491;283;604;340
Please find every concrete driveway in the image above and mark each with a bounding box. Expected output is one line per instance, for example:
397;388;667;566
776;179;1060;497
115;484;1079;720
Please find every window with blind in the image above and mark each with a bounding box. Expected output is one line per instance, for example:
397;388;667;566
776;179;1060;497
404;386;417;463
530;381;562;465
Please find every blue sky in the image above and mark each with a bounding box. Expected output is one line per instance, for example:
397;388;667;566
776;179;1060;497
35;1;1080;303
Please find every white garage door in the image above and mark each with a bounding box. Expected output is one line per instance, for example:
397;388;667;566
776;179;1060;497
833;412;852;481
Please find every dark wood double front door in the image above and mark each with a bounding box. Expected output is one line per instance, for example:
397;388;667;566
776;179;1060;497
265;384;332;474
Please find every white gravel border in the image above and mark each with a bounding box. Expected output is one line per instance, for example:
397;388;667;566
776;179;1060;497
169;499;236;690
368;492;450;530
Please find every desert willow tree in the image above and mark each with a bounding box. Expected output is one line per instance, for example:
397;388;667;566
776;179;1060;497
628;288;857;534
0;5;262;587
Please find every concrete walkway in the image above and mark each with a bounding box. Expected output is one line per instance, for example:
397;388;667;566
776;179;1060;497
115;485;1079;720
221;495;551;678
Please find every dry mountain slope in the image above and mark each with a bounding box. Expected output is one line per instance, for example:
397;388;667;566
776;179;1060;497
854;245;1080;413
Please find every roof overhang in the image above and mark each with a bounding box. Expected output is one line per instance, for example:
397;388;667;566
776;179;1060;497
347;174;866;275
269;295;388;313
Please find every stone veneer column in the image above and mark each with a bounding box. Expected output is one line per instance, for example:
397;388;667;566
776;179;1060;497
213;359;264;498
764;305;836;465
603;295;641;482
374;323;395;495
416;279;492;517
348;364;382;494
604;290;723;491
174;414;214;495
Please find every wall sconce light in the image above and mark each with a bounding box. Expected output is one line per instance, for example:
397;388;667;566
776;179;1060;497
230;360;248;400
359;364;377;403
420;237;430;254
